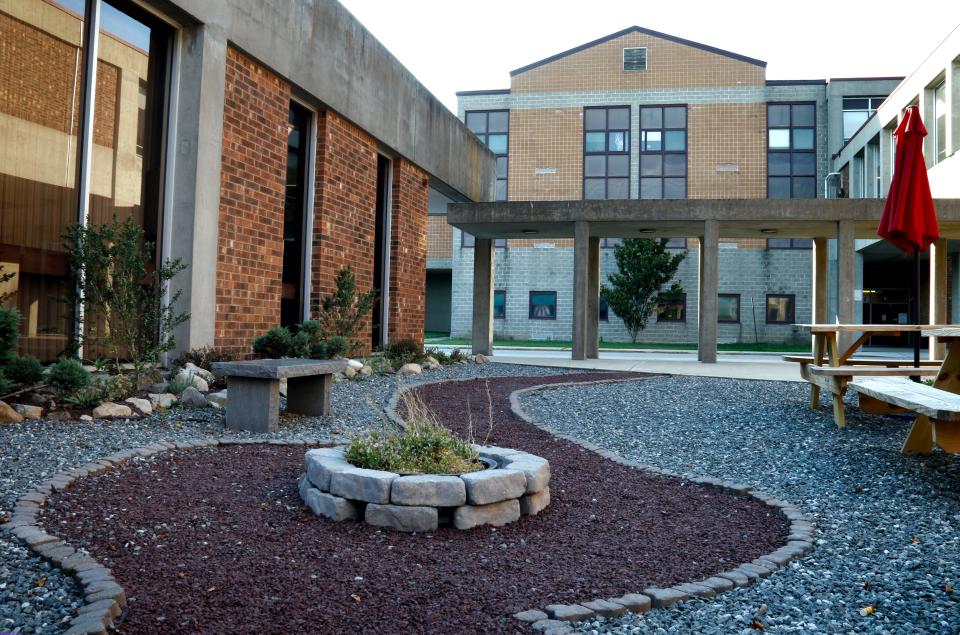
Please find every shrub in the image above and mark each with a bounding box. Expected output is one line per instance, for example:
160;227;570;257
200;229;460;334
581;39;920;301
385;337;425;369
61;385;105;409
311;335;349;360
167;374;193;396
316;267;377;352
425;348;449;364
0;371;12;397
448;348;468;363
252;327;294;358
0;307;20;362
174;346;237;372
47;358;90;395
345;391;482;474
5;356;43;386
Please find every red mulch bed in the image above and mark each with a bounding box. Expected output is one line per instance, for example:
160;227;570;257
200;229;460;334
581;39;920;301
39;372;788;634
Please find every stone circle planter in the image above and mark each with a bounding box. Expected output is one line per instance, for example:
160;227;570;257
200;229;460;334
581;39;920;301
298;445;551;532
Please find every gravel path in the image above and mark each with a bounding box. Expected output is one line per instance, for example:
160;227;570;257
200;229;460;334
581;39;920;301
0;363;576;634
521;376;960;634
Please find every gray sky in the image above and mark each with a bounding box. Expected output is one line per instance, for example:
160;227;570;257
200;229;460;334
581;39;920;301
338;0;960;114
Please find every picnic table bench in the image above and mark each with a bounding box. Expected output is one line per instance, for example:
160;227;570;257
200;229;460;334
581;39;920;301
211;359;348;433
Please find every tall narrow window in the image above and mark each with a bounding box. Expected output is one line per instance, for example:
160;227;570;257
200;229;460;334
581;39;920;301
768;102;816;198
583;106;630;200
933;81;947;165
640;105;687;199
281;102;311;327
465;110;509;201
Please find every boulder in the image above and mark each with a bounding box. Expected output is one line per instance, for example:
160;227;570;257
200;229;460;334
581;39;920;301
391;474;466;507
360;365;373;376
92;402;133;419
182;363;215;383
79;414;93;422
47;411;72;421
365;503;438;532
0;401;24;424
329;467;396;504
145;381;169;393
13;404;42;420
124;398;153;416
179;387;208;408
148;393;177;409
346;359;363;370
424;356;441;370
175;368;208;392
453;499;520;530
397;363;422;377
460;468;526;505
474;353;490;363
206;390;228;408
343;366;357;379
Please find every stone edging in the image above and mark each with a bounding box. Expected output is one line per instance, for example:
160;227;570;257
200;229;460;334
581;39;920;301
1;436;335;635
507;378;817;632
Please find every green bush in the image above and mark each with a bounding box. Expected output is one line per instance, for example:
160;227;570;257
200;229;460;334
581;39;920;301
316;267;377;353
426;347;449;364
5;356;43;386
47;358;90;395
252;327;294;358
311;335;349;360
252;321;351;361
385;337;426;369
167;374;193;396
0;370;12;396
0;307;20;362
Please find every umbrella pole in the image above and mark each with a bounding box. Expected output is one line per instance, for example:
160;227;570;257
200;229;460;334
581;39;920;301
913;248;921;381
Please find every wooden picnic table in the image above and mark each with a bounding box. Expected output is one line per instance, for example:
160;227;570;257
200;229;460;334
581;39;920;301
898;328;960;452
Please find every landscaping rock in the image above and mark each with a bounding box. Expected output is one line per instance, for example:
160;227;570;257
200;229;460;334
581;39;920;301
519;487;550;516
145;381;168;393
424;356;441;370
79;414;93;422
329;467;395;504
0;400;24;423
206;390;228;408
182;363;214;384
148;392;177;409
453;499;520;529
513;609;548;623
365;503;438;532
581;599;626;617
178;387;208;408
608;593;651;613
175;368;208;392
305;448;352;490
544;603;593;621
474;353;489;363
47;410;72;421
346;359;363;370
642;587;688;607
390;474;466;507
92;402;133;419
13;403;42;420
475;445;523;464
503;455;550;493
302;487;360;522
397;363;422;377
124;398;153;416
343;366;357;379
461;468;526;504
531;619;570;633
360;365;373;376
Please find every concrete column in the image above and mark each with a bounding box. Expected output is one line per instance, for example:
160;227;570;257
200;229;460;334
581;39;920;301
586;236;601;359
698;219;719;363
167;24;229;356
471;238;494;356
837;220;856;350
930;238;948;360
572;221;590;360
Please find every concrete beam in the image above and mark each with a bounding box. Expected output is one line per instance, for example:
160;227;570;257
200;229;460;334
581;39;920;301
572;221;590;361
471;238;494;356
586;236;600;359
698;219;719;363
837;220;856;349
930;238;948;360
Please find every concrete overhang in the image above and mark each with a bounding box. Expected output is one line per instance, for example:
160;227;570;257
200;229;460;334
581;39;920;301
448;198;960;240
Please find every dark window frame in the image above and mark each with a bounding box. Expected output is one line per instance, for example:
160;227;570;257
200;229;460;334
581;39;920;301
766;238;813;249
465;109;510;201
767;101;817;199
765;293;796;324
657;292;687;323
493;289;506;320
718;293;741;324
528;290;558;320
639;103;688;200
583;105;632;200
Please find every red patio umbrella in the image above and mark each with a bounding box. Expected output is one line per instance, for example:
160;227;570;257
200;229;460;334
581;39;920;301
877;105;939;371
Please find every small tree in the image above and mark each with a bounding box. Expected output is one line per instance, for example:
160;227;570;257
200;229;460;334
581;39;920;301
316;266;377;350
0;265;16;305
600;238;685;343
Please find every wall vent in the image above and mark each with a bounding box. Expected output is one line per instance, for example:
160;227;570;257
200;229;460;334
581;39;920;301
623;47;647;71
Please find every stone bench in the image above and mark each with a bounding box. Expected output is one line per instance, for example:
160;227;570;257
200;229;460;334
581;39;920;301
211;359;348;433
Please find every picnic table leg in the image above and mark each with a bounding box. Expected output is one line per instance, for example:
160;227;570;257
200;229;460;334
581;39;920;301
824;334;847;427
286;374;333;416
902;339;960;454
902;415;936;454
810;334;825;409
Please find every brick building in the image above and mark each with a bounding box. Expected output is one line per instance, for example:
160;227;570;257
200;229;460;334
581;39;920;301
0;0;493;361
440;26;901;345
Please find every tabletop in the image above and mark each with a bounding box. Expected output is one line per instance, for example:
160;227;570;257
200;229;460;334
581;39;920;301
800;324;960;334
922;328;960;339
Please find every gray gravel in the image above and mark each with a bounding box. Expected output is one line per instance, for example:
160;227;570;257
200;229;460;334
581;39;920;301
0;362;574;634
521;375;960;635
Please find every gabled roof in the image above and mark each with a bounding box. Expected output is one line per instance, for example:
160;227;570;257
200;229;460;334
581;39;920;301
510;26;766;76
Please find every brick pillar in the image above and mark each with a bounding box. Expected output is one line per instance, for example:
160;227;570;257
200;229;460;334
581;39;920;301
388;158;429;344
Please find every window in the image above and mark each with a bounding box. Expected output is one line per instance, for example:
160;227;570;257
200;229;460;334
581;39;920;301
601;237;623;248
718;294;740;323
465;110;509;201
281;101;313;326
666;238;688;249
766;294;795;324
529;291;557;320
657;293;686;322
768;102;816;199
493;290;506;319
842;96;885;142
623;47;647;71
599;296;609;322
767;238;812;249
640;105;687;199
583;106;630;200
934;81;947;165
461;233;506;249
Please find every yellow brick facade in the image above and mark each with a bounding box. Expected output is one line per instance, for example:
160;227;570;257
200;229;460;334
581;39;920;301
507;107;583;201
427;215;452;259
687;102;766;199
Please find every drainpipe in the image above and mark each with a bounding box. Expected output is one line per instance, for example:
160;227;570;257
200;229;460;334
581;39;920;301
824;172;844;199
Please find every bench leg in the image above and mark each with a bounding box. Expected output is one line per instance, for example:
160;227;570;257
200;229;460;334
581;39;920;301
225;377;279;433
902;415;935;454
286;374;332;417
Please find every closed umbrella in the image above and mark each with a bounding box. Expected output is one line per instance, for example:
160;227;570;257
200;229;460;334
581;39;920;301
877;105;939;372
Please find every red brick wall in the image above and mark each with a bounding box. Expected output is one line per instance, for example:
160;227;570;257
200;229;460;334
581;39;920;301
311;110;379;347
388;158;428;344
215;46;290;354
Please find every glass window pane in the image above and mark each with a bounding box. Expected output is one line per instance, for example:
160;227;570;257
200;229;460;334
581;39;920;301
664;130;685;151
607;155;629;177
585;132;606;152
792;177;816;198
768;177;791;198
466;112;486;133
843;111;869;140
767;238;792;249
608;131;627;152
493;290;506;319
640;178;662;199
768;153;791;176
640;107;662;129
766;295;794;323
642;131;662;151
599;296;609;321
663;154;686;176
843;98;869;110
487;134;508;154
496;156;508;179
495;180;507;201
768;129;790;149
718;295;739;322
792;104;815;126
768;104;790;127
487;111;509;133
664;106;686;128
640;155;662;176
584;179;606;199
607;178;629;199
793;128;814;149
792;153;816;176
529;292;556;319
608;108;630;129
663;177;686;199
584;109;606;130
584;155;606;177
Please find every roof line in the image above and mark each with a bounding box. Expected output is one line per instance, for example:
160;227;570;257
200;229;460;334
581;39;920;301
766;79;826;86
455;88;511;96
828;76;905;82
509;26;766;76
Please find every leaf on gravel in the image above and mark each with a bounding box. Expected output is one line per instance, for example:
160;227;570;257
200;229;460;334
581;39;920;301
207;586;217;592
350;593;362;603
749;617;765;630
946;582;953;594
863;580;872;590
35;577;46;588
854;486;864;494
860;605;875;616
911;536;919;544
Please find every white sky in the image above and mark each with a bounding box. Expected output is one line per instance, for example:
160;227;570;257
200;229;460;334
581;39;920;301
338;0;960;114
